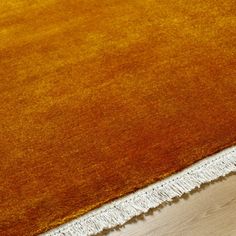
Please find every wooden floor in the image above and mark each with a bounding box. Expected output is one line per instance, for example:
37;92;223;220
102;174;236;236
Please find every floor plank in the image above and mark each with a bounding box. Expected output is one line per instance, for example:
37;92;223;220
103;174;236;236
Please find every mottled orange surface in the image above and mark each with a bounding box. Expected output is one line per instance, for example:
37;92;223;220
0;0;236;235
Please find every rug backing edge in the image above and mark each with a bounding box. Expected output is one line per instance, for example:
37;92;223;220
43;146;236;236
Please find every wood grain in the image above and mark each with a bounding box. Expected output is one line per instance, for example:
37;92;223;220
105;174;236;236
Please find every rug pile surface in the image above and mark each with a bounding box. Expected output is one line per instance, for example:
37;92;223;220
0;0;236;235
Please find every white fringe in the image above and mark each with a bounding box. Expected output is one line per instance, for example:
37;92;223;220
43;146;236;236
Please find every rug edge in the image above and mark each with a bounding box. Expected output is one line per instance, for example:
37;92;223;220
43;146;236;236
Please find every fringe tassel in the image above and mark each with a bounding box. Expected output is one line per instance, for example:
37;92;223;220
43;146;236;236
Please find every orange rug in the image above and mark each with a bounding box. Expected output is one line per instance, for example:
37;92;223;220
0;0;236;235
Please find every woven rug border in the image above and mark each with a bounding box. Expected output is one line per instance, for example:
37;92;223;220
43;146;236;236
